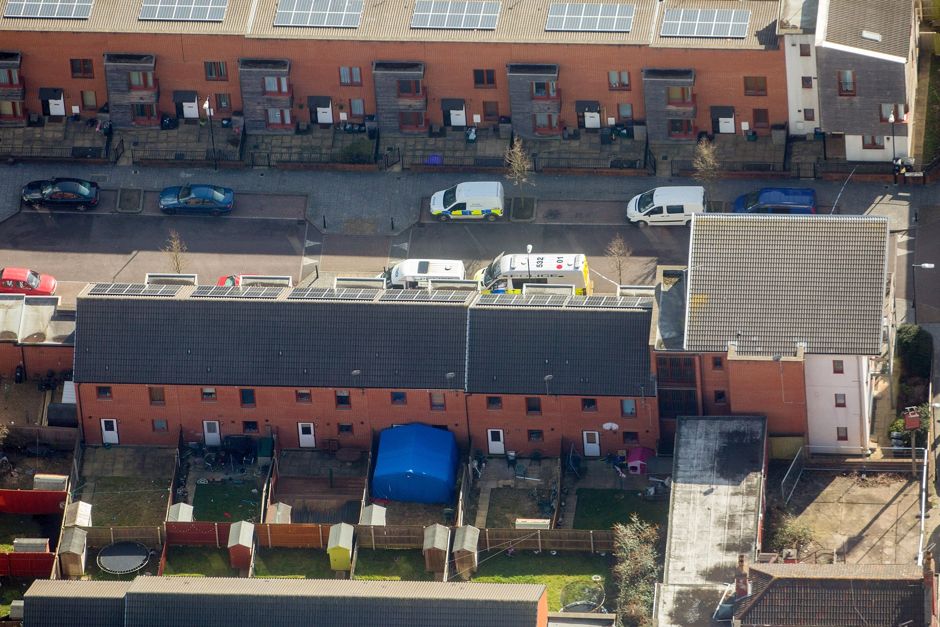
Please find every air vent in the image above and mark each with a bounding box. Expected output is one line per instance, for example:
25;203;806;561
861;30;882;42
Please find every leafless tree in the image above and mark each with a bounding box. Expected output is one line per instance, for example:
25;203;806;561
504;136;534;189
162;230;188;274
605;233;631;286
692;137;720;207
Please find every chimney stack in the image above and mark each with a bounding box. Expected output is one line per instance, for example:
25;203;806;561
735;553;750;599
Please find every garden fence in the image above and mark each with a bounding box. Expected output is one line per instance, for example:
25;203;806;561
479;528;614;553
79;526;163;549
255;523;330;549
164;521;231;547
0;551;56;577
354;525;425;550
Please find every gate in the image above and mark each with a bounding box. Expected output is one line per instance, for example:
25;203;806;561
250;151;271;167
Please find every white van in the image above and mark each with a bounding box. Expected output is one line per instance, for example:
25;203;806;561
430;182;504;221
626;186;705;226
474;252;593;295
382;259;466;289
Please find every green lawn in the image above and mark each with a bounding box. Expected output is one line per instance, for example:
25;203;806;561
922;58;940;162
192;480;262;523
473;552;613;612
0;515;46;552
353;550;435;581
83;560;142;581
573;488;668;531
80;476;171;526
253;548;334;579
163;546;238;577
0;578;32;617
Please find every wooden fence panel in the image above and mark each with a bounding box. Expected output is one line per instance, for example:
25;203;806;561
164;521;229;547
80;526;163;549
256;523;330;549
480;528;614;553
354;525;425;550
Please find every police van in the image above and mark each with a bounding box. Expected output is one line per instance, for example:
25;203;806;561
474;252;592;294
381;259;466;289
430;182;505;221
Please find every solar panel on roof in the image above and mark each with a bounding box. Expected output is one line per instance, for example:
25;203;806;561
287;287;380;300
139;0;226;20
4;0;93;18
87;283;181;297
190;285;283;299
411;0;501;30
660;8;749;38
545;3;633;32
273;0;363;27
475;293;569;307
378;290;473;303
567;295;653;309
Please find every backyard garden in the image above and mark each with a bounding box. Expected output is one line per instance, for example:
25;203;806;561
162;546;238;577
572;488;668;531
192;478;263;523
353;549;435;581
253;548;334;579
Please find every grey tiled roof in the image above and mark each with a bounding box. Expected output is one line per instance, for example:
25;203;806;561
685;215;887;356
124;578;544;627
466;307;654;396
822;0;913;60
24;580;130;627
74;298;468;389
735;563;927;626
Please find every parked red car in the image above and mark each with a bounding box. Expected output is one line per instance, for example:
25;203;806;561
0;267;57;296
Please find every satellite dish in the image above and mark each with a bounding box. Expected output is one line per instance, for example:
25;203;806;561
602;422;619;431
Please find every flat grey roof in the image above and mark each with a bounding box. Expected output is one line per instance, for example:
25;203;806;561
657;415;766;627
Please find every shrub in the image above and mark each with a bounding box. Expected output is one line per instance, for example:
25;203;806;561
338;139;374;164
766;511;813;553
613;514;660;627
897;324;933;379
887;403;930;445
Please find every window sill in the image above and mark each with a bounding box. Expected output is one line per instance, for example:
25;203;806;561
206;77;228;82
240;404;256;409
744;93;767;97
335;406;352;410
150;402;165;407
340;82;363;87
526;412;542;417
608;86;630;91
474;85;497;89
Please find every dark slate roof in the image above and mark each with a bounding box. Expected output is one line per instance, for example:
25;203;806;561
123;577;544;627
24;580;130;627
466;306;654;396
735;563;927;626
822;0;913;60
74;298;468;389
685;215;887;356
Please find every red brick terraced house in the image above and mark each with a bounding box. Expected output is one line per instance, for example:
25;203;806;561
72;284;657;458
0;0;788;140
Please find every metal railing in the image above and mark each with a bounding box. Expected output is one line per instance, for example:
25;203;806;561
131;147;241;163
670;158;785;176
535;154;643;170
816;160;894;175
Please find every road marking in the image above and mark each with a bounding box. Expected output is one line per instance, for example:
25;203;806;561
590;268;620;291
391;242;409;252
305;240;321;248
303;256;318;266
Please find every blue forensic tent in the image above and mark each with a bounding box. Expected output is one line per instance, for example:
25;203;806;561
371;424;458;504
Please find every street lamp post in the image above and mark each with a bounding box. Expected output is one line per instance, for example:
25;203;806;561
889;111;896;162
911;263;936;318
203;97;218;171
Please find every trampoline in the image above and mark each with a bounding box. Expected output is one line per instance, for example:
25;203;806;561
97;541;150;575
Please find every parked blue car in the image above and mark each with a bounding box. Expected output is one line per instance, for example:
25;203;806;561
159;184;235;215
732;188;817;214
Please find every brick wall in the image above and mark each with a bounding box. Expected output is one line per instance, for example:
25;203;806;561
76;382;656;457
726;358;807;436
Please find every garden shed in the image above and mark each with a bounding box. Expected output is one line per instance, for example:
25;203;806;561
327;523;354;571
58;527;87;578
627;447;655;475
422;523;449;574
227;521;254;570
63;501;92;528
371;424;458;504
359;504;386;526
452;525;480;579
266;502;291;524
167;503;193;523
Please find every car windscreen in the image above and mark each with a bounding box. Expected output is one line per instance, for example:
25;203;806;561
636;190;655;212
58;182;92;196
743;191;761;208
179;186;191;199
26;271;40;289
442;186;457;208
197;187;226;202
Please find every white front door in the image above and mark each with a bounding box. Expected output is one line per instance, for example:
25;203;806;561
316;106;333;124
203;420;221;447
718;116;735;134
584;112;601;129
182;100;199;119
101;419;119;444
298;422;316;448
487;429;505;455
48;97;66;117
449;108;467;127
583;431;601;457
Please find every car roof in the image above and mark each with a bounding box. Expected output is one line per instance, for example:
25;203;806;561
755;188;816;205
456;182;502;198
1;268;29;281
652;186;705;204
52;178;95;186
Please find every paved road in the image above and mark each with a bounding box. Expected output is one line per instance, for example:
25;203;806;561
0;160;929;302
